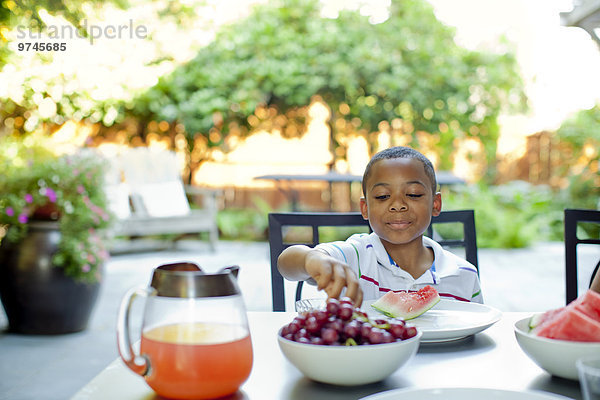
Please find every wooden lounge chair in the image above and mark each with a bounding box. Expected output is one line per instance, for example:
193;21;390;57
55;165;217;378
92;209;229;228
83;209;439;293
104;148;220;251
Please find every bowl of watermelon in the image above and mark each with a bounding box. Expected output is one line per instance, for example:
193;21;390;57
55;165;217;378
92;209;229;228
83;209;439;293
279;297;422;385
514;289;600;380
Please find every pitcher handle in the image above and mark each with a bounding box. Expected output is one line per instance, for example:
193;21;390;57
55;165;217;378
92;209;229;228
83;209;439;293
116;286;154;376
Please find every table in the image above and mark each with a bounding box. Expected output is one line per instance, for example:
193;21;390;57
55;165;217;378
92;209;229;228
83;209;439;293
72;312;582;400
254;171;465;211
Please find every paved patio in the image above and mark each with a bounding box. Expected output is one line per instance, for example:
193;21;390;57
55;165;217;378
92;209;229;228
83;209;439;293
0;239;598;400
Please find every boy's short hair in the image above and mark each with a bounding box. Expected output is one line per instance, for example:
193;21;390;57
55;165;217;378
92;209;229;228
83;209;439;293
362;146;438;196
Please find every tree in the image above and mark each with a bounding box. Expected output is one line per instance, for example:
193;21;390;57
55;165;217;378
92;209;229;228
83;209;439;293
0;0;128;63
0;0;205;133
556;104;600;215
131;0;527;177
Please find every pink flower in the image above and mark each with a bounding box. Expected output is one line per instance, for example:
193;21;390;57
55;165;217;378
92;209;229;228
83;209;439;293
6;207;14;217
18;213;28;224
24;194;33;203
45;188;57;202
82;264;91;273
99;250;110;260
77;185;85;194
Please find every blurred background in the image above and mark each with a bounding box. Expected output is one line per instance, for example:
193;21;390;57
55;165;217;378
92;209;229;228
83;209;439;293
1;0;599;249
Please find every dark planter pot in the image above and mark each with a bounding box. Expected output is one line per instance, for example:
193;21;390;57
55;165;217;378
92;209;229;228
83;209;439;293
0;221;101;334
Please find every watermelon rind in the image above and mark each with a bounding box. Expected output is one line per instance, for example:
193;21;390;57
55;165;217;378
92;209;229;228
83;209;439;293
369;306;396;319
528;313;544;331
371;286;441;320
371;298;439;320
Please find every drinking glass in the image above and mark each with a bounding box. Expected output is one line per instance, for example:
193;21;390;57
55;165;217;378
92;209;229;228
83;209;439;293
578;356;600;400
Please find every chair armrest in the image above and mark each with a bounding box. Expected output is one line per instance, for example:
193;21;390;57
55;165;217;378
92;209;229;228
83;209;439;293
183;185;222;197
184;185;222;209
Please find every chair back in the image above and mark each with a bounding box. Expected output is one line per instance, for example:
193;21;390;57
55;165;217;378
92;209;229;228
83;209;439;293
268;210;478;311
564;208;600;304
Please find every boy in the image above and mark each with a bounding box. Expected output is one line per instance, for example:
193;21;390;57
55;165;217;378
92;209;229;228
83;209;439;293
277;146;482;306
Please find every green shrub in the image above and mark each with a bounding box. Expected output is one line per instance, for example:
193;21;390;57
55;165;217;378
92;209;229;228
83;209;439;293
441;182;565;248
216;196;275;241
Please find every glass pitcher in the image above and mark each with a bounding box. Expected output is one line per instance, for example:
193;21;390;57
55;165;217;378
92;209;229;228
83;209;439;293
117;262;253;400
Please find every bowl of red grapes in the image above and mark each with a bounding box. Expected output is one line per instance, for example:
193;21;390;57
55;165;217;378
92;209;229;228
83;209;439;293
277;297;421;386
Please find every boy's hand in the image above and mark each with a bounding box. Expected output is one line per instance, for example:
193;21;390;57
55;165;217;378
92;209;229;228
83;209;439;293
304;249;363;307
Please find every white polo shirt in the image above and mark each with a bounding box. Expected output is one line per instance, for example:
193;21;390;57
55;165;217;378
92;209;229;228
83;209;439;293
315;233;483;303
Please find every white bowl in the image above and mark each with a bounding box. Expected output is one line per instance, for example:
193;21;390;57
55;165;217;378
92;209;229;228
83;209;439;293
514;316;600;380
277;328;422;386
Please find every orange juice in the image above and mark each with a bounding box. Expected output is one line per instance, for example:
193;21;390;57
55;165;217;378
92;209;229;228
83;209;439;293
140;322;253;399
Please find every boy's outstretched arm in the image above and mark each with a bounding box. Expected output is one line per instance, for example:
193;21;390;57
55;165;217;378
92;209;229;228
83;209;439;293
277;245;363;306
591;262;600;293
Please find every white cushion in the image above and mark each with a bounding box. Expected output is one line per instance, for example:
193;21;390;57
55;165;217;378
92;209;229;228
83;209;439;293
104;183;132;219
136;181;190;217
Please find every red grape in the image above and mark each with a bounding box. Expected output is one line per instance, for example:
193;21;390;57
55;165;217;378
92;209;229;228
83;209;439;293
325;318;344;333
338;303;354;320
339;296;353;305
403;326;418;339
294;328;310;341
314;310;328;324
381;330;394;343
310;337;325;345
281;297;418;346
326;298;340;315
343;320;361;339
389;322;406;339
297;336;311;344
287;321;300;335
305;316;321;334
360;323;372;338
321;327;339;344
367;328;386;344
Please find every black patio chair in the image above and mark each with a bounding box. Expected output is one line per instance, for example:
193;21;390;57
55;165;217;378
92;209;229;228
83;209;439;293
268;210;478;311
564;208;600;304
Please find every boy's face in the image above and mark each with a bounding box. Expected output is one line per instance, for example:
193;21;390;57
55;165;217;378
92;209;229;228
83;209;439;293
360;157;441;246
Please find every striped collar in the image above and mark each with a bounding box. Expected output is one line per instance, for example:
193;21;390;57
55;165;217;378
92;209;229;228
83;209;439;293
369;234;461;282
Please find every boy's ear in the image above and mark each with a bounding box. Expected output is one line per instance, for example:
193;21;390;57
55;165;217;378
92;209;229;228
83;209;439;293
360;197;369;220
432;192;442;217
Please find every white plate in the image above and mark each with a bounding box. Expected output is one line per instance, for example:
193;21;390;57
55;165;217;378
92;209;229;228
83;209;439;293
359;387;572;400
363;299;502;343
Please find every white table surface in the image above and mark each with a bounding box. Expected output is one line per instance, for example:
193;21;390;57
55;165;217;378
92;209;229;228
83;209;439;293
71;312;582;400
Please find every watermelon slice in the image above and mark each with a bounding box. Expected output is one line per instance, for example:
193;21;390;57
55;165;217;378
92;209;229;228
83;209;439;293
534;308;600;342
529;308;562;331
530;289;600;342
574;289;600;321
371;285;440;320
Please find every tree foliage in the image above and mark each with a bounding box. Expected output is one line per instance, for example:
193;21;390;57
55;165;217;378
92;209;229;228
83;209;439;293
555;104;600;211
0;0;128;62
557;103;600;149
131;0;527;172
0;0;204;133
